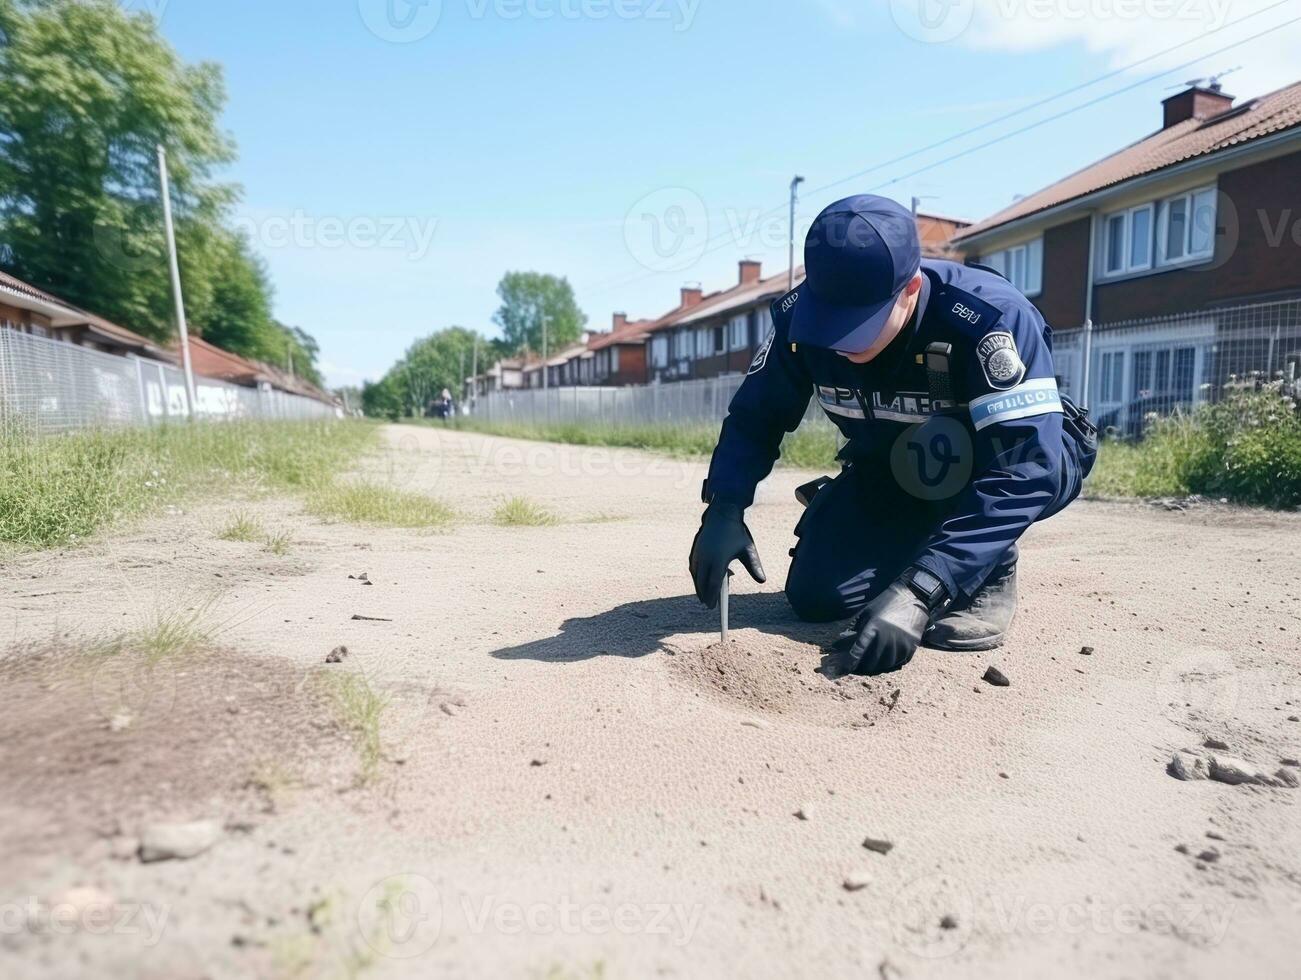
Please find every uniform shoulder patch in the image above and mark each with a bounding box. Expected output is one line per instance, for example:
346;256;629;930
976;331;1026;390
770;286;801;324
748;328;775;375
935;284;1003;337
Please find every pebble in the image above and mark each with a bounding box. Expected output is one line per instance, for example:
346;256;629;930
1079;646;1094;656
862;836;894;855
325;646;348;664
139;820;221;862
842;873;871;892
939;914;959;930
794;806;814;822
1203;738;1230;751
982;666;1010;688
1169;752;1209;781
1207;754;1292;788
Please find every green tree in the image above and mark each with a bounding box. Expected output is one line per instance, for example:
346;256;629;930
491;271;585;356
361;375;404;421
0;0;235;339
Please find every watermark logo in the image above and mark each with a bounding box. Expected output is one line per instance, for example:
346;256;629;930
358;0;444;43
890;0;975;43
623;187;709;274
119;0;172;20
889;415;973;502
1154;649;1240;726
890;873;975;958
356;875;443;959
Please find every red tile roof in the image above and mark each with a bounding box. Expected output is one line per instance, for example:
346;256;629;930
957;81;1301;241
1;270;173;360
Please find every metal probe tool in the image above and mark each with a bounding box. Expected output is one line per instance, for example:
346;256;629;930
720;570;732;643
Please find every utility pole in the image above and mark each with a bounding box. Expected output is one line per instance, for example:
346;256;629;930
157;145;196;417
470;334;479;411
542;315;550;390
788;175;805;290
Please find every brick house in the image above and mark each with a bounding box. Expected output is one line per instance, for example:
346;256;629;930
952;81;1301;431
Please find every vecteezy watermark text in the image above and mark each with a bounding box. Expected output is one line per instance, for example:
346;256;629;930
358;0;700;43
1;896;170;948
228;212;439;261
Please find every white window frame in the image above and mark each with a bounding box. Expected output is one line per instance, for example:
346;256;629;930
1100;202;1155;278
651;335;669;369
980;237;1042;297
1156;185;1216;266
695;326;714;359
728;314;748;351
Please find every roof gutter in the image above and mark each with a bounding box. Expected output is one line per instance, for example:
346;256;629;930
955;125;1301;250
0;283;86;325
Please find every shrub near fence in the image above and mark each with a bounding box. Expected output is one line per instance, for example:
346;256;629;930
0;328;337;441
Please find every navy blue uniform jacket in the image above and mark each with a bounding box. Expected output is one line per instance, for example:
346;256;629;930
703;259;1071;601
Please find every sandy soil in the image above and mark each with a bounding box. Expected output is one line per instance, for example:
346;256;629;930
2;423;1300;979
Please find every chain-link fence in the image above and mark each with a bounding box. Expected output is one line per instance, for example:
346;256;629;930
1055;298;1301;436
0;328;338;441
474;374;832;431
474;299;1300;440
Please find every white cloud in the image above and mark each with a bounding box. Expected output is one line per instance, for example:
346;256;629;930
958;0;1299;98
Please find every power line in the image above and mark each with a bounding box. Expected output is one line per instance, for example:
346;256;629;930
591;2;1298;297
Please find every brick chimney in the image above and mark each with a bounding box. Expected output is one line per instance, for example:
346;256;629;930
612;312;628;332
1162;84;1233;129
738;260;762;285
680;285;703;309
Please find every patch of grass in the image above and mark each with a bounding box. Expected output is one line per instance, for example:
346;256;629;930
1;420;377;549
87;601;218;666
263;530;293;555
217;511;265;542
321;671;388;783
1088;385;1301;508
492;496;558;527
308;480;456;529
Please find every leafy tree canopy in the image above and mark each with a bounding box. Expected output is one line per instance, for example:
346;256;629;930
0;0;322;381
491;271;585;356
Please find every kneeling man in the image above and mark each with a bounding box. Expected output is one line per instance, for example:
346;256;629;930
689;195;1096;676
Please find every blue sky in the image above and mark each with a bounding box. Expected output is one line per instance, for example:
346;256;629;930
147;0;1298;386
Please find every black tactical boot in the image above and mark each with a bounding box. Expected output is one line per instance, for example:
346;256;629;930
924;548;1018;651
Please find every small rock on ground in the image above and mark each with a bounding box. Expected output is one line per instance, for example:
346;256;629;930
982;666;1010;688
139;820;221;862
325;645;348;664
842;873;871;892
1169;752;1209;781
863;836;894;855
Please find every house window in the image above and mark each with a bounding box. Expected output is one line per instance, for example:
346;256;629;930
610;347;620;373
1099;351;1125;403
1102;203;1155;276
980;238;1042;296
674;329;692;360
651;336;669;368
695;327;714;359
728;315;748;351
1158;186;1216;266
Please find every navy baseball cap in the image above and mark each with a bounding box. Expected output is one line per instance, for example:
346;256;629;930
790;195;922;353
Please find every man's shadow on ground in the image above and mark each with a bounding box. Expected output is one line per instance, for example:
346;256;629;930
491;592;835;664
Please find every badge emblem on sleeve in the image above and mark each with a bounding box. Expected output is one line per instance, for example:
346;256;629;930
748;329;775;375
976;331;1026;389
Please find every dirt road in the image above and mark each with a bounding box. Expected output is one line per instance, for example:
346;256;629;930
3;423;1300;979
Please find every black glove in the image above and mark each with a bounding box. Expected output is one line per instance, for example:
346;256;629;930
689;501;765;609
829;578;932;676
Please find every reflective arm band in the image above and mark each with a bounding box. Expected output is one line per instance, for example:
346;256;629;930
969;378;1062;431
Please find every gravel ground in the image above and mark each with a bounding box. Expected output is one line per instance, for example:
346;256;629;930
1;423;1299;980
